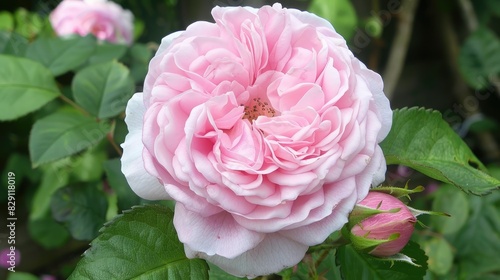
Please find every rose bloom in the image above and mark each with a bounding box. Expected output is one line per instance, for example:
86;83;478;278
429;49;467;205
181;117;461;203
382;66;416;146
350;192;416;257
49;0;133;45
121;3;392;277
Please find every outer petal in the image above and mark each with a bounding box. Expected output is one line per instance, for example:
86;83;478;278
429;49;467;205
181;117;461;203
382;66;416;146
156;31;184;56
279;189;357;245
358;64;392;141
185;233;308;278
174;203;264;259
370;146;387;187
283;4;334;30
121;92;170;200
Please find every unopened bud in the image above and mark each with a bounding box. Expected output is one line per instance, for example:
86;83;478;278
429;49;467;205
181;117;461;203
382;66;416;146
347;192;416;257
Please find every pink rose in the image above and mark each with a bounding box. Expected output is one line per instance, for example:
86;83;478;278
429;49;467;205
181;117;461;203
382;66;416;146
349;192;416;257
49;0;134;45
121;3;392;277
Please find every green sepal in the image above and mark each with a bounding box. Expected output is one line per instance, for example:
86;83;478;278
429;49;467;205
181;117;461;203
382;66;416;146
371;182;425;199
349;230;400;254
347;204;400;228
407;206;450;218
376;253;422;267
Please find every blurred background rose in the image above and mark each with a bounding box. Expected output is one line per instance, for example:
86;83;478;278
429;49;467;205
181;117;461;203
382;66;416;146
49;0;134;45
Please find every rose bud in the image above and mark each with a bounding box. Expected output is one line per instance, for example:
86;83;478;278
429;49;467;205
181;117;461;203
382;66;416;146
347;192;417;257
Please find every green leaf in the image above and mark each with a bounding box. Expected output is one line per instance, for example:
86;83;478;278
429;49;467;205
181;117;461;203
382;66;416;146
423;237;453;276
472;0;500;24
208;263;246;280
7;272;38;280
129;43;152;64
13;8;43;39
86;42;128;65
127;43;153;83
28;216;70;249
29;109;110;166
70;147;107;182
459;28;500;90
0;11;14;31
337;241;427;280
72;61;135;119
106;192;119;221
37;17;55;39
69;205;209;280
25;35;96;76
308;0;358;40
364;16;383;38
430;184;469;235
113;118;128;145
1;154;37;199
30;162;69;220
103;158;140;211
0;31;28;56
448;192;500;279
380;107;500;195
51;183;108;240
133;19;145;40
0;55;60;121
315;248;343;280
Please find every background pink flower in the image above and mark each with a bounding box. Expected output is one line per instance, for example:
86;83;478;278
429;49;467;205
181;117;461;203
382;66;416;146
50;0;134;45
0;248;20;269
121;3;392;277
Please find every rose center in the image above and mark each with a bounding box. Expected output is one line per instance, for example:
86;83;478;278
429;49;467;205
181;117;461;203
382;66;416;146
242;97;276;122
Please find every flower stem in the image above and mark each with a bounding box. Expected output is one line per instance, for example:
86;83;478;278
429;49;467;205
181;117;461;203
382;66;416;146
107;120;123;156
307;233;351;254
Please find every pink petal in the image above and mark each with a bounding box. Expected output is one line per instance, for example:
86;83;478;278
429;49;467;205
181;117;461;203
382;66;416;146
280;190;357;245
157;31;184;56
174;203;264;259
121;93;171;200
185;232;308;278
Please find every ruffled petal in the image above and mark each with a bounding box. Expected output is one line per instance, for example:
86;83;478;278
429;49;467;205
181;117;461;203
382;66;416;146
185;233;308;278
174;203;264;259
121;92;170;200
279;189;357;245
157;31;184;55
359;64;392;141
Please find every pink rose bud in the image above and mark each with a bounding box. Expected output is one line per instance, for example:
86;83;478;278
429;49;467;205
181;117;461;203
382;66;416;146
348;192;416;257
49;0;134;45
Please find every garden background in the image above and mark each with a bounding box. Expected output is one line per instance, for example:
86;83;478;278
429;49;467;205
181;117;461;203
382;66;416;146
1;0;500;279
